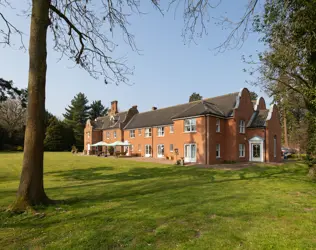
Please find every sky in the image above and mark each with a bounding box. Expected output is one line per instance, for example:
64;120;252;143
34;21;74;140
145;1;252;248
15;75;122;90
0;0;268;117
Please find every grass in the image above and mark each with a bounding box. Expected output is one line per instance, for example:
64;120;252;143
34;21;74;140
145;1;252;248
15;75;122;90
1;153;316;249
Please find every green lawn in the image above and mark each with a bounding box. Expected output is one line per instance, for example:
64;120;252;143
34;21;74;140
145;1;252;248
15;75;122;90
1;153;316;249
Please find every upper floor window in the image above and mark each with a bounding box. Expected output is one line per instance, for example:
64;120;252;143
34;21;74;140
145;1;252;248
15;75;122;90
113;131;117;138
130;130;135;138
138;129;142;136
216;119;220;133
184;118;196;132
216;144;221;158
239;120;246;134
157;126;165;137
145;128;152;137
170;125;174;133
106;131;110;139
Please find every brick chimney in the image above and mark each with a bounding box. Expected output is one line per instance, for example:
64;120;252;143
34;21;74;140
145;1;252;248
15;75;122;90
152;107;157;110
110;100;118;114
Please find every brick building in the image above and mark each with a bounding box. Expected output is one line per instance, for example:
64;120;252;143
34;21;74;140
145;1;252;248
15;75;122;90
84;88;281;164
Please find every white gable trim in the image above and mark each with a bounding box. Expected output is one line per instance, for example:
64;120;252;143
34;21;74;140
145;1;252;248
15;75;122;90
254;97;263;111
233;88;244;109
266;104;275;121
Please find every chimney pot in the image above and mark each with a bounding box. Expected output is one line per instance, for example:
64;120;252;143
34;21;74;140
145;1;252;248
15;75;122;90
132;105;137;109
152;107;157;110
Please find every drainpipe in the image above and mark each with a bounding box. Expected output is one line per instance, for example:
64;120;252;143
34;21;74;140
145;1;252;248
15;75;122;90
152;126;154;158
264;128;267;162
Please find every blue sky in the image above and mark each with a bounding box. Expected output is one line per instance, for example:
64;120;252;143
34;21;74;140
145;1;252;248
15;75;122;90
0;0;267;117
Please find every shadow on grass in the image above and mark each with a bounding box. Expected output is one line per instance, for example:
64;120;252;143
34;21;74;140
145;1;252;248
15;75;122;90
42;162;311;208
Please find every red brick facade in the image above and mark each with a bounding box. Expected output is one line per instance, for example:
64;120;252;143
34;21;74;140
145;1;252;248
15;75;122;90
84;88;282;164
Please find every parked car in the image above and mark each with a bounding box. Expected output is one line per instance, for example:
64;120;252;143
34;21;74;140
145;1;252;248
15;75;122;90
281;147;297;158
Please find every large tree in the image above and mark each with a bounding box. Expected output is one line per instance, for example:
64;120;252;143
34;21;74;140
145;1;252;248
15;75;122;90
64;93;90;150
249;0;316;173
89;100;108;120
0;0;276;210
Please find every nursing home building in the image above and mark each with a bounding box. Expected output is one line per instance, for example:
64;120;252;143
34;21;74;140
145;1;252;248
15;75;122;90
84;88;281;164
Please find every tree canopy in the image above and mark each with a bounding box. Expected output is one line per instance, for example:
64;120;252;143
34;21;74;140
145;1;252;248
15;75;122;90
189;92;202;102
89;100;108;120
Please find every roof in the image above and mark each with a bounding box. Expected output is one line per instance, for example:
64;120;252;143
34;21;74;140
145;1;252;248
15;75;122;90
247;109;269;128
92;111;128;130
124;92;239;129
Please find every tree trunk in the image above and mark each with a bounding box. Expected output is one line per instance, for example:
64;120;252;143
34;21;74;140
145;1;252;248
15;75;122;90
10;0;52;212
283;108;289;148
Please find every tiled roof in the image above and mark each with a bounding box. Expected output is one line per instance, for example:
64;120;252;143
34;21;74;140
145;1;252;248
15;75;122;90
124;92;239;129
247;110;269;128
92;111;128;130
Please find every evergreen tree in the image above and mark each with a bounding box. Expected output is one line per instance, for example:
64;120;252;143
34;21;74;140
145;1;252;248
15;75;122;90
89;100;108;120
250;92;258;101
44;117;75;151
189;92;202;102
63;93;90;150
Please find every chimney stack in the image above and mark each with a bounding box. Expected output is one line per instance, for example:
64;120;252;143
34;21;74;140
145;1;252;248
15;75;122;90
111;100;118;114
152;107;157;111
132;105;137;109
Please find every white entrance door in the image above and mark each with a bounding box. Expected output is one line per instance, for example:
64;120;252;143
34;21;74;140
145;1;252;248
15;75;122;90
249;136;264;162
184;144;197;163
145;145;152;157
157;144;164;158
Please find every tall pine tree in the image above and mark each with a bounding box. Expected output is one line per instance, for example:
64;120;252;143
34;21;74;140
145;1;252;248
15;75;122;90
63;93;90;150
89;100;108;120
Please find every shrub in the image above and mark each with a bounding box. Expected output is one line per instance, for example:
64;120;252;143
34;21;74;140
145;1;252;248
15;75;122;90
108;146;114;155
16;146;23;151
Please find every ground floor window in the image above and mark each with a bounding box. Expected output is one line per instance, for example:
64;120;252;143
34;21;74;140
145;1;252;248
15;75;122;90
170;144;174;152
274;135;277;158
239;144;245;157
216;144;220;158
145;145;152;157
184;144;196;163
157;144;164;157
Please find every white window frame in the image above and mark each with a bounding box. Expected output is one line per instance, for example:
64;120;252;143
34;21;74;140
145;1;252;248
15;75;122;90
145;128;152;137
216;118;220;133
157;144;165;158
216;144;221;158
130;130;135;138
145;144;152;157
157;126;165;137
170;144;174;152
239;144;245;157
239;120;246;134
138;129;142;136
113;131;117;138
87;132;90;138
106;131;110;139
184;118;196;132
170;125;174;133
130;144;134;152
184;143;197;163
274;135;277;158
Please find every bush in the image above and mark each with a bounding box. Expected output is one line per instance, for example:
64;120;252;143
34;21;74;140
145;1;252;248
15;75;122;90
108;146;114;156
289;154;307;160
16;146;23;151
